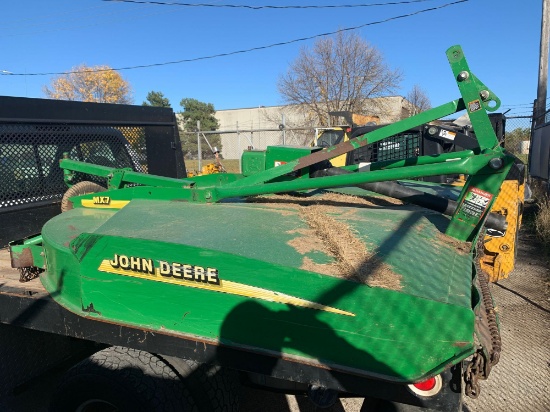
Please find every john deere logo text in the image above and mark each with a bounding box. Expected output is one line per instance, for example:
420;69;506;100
93;196;111;205
98;254;354;316
108;254;220;285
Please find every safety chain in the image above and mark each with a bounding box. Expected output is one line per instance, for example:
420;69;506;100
464;350;485;398
464;239;502;399
18;266;44;282
477;257;502;366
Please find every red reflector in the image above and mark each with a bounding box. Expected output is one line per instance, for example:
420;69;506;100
413;377;436;392
346;127;351;132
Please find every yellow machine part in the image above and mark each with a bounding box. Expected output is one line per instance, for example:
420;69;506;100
186;162;224;178
480;179;524;282
314;127;348;167
329;151;347;167
201;163;223;175
315;115;379;167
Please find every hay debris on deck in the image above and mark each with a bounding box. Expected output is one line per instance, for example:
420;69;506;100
300;206;402;290
249;192;403;290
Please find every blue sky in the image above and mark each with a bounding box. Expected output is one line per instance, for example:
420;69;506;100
0;0;545;116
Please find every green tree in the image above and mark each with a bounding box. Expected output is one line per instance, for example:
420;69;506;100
505;127;531;157
142;91;171;107
179;98;221;159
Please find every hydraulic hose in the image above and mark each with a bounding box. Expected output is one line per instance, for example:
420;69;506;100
311;168;507;233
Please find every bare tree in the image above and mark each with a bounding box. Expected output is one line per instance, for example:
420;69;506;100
277;31;401;126
406;84;431;116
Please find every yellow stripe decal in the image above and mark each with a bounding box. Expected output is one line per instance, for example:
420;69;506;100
81;199;130;209
98;260;354;317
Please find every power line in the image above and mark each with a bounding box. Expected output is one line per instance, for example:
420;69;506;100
1;6;175;38
502;101;535;106
504;106;535;112
102;0;437;9
2;5;148;31
2;0;238;33
500;100;540;109
3;4;107;25
3;0;469;76
501;103;535;108
505;111;534;116
1;0;438;36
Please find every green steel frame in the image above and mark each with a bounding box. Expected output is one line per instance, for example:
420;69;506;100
58;45;513;243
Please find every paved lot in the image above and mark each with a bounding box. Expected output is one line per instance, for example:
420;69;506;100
1;228;548;412
462;230;549;412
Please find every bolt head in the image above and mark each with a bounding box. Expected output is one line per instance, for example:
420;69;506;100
428;126;439;136
458;71;470;81
489;158;504;170
480;90;490;100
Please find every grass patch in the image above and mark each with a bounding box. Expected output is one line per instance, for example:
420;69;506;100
530;179;550;247
535;196;550;246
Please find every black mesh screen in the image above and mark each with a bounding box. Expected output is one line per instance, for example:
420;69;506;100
0;124;142;210
372;132;421;161
349;131;422;164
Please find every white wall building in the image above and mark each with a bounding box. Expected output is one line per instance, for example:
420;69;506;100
177;96;415;159
215;96;414;131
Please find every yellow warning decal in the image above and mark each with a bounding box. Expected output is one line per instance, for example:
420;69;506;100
98;255;354;317
81;198;129;209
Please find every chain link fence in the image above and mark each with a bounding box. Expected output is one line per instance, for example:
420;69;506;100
180;111;546;176
180;127;316;173
503;116;533;162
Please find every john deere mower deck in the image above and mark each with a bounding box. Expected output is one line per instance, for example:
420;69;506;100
36;188;474;382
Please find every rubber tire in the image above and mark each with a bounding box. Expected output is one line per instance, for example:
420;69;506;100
49;346;196;412
363;397;442;411
61;181;106;212
162;355;240;412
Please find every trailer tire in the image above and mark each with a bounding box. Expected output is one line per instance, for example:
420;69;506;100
162;355;241;412
49;346;196;412
362;397;451;411
61;181;106;212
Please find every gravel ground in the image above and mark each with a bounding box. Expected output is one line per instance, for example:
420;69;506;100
1;225;548;412
462;229;549;412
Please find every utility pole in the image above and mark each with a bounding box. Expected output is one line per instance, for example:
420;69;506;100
535;0;549;126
